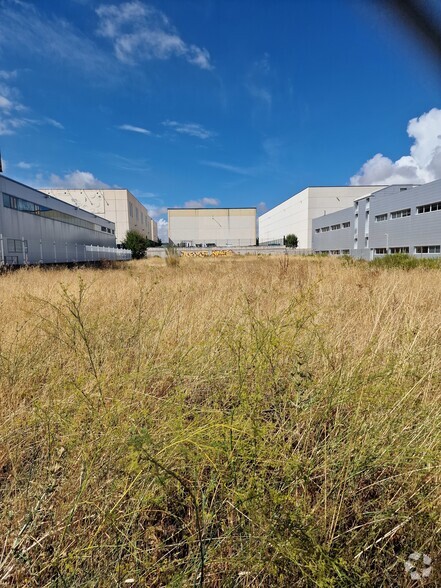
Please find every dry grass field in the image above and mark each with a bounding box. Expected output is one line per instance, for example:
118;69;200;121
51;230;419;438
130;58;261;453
0;255;440;586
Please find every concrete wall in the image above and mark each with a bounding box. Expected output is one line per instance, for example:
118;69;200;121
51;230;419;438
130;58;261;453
168;208;257;247
0;176;117;264
146;246;313;258
43;188;157;244
259;186;384;249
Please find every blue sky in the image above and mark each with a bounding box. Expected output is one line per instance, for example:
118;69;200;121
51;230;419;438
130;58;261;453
0;0;440;239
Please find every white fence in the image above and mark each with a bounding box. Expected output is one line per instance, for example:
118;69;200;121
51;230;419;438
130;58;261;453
0;234;132;266
85;245;132;262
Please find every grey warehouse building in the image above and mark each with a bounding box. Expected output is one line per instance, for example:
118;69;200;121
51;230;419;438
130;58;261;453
312;180;441;259
0;175;127;265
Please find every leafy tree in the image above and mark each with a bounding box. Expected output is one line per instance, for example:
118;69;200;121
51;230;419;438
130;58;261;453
284;234;299;248
122;230;149;259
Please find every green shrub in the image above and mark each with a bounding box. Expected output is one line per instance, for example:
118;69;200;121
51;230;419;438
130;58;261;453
370;253;441;270
121;230;149;259
284;233;298;248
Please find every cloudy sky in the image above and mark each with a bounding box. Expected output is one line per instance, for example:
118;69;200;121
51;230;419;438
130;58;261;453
0;0;440;239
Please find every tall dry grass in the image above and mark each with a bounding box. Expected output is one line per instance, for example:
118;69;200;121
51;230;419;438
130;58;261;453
0;256;440;586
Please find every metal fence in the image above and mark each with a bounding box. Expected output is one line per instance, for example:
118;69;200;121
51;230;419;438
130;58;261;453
0;234;132;266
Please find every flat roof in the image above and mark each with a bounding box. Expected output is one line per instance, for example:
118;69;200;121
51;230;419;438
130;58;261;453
168;207;256;210
0;175;114;226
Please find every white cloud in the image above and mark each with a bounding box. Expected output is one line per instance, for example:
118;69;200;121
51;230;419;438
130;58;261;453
0;73;62;135
200;160;254;175
17;161;34;169
157;218;168;242
0;81;25;113
146;204;168;217
184;197;220;208
0;70;18;80
163;120;214;139
44;170;110;189
0;95;15;111
0;1;112;77
96;1;213;70
351;108;441;185
117;123;151;135
45;117;64;129
257;201;267;214
246;53;272;110
0;117;27;136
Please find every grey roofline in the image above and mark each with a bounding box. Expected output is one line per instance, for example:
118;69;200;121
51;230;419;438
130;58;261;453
352;184;421;202
40;186;152;216
168;207;257;211
0;175;114;226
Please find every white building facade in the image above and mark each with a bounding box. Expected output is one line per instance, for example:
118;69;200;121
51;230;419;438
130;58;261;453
0;175;130;265
259;186;385;249
168;208;257;247
42;188;158;245
312;181;441;259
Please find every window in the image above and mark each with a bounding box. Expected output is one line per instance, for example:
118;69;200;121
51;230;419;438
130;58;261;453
101;226;107;232
375;213;388;222
331;224;341;230
321;226;330;232
342;249;350;254
415;245;441;254
330;250;340;255
342;222;350;228
416;201;441;214
135;208;139;221
315;228;320;233
400;187;407;192
390;208;411;219
3;193;104;232
375;248;387;254
390;247;409;254
7;239;27;253
129;202;133;217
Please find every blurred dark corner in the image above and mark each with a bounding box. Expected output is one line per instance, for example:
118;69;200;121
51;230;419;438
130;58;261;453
371;0;441;69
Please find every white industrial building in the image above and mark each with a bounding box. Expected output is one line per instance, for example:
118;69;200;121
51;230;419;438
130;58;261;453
0;175;130;265
312;181;441;259
42;188;158;245
168;207;257;247
259;186;385;249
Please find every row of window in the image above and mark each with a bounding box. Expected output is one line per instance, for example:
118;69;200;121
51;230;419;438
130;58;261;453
375;245;440;254
315;221;350;233
416;201;441;214
375;200;441;222
376;208;411;222
317;250;350;255
2;193;115;234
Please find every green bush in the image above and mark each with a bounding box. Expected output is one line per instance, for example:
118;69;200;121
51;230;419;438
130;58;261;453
122;230;149;259
370;253;441;270
284;234;298;248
